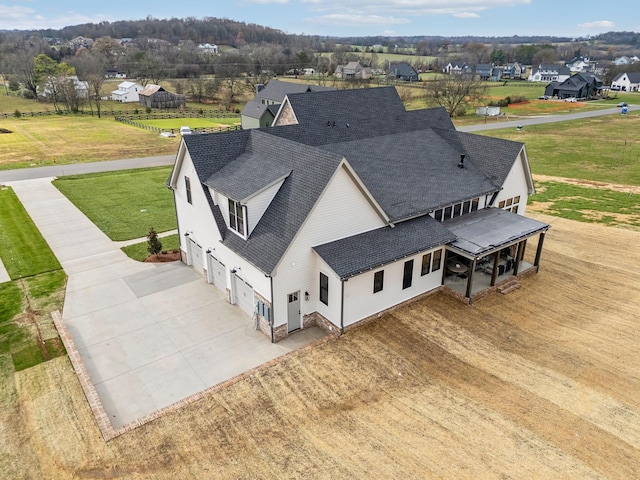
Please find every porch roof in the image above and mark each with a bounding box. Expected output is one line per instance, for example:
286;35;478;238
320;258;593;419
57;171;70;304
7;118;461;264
313;215;456;280
444;207;549;257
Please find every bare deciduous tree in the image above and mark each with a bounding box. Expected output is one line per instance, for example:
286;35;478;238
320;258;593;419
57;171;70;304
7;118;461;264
424;75;487;117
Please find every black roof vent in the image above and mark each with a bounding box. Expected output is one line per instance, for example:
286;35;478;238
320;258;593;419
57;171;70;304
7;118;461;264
458;154;465;169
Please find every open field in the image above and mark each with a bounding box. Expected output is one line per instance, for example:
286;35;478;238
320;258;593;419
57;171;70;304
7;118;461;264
0;115;179;169
478;112;640;185
135;116;240;130
52;167;176;241
1;213;639;478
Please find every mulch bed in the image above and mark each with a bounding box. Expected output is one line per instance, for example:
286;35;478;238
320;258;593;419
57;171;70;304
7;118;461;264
144;250;180;263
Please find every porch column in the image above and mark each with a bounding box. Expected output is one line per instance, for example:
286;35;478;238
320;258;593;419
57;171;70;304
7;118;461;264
465;258;477;302
534;231;547;272
513;240;525;275
490;251;500;286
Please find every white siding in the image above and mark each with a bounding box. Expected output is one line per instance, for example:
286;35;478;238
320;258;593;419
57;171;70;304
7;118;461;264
174;152;222;273
271;165;386;328
315;257;342;326
246;179;284;234
342;248;444;326
494;150;530;215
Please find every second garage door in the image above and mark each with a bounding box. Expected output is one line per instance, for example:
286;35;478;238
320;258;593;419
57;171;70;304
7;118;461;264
233;274;254;317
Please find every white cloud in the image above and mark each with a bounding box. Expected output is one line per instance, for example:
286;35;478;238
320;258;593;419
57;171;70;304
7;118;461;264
0;5;110;30
577;20;614;29
453;12;481;18
305;13;411;26
301;0;529;15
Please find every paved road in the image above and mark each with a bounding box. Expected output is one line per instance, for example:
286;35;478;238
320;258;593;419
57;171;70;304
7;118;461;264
458;105;639;132
0;154;175;182
0;106;636;182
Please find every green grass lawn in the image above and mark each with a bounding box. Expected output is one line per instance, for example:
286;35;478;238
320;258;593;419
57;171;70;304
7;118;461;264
53;166;176;241
530;181;640;229
0;187;61;279
480;113;640;186
0;187;66;371
121;233;179;261
135;117;240;129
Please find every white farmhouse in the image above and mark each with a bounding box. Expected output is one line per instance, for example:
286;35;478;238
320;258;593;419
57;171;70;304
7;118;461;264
111;81;142;102
168;87;549;342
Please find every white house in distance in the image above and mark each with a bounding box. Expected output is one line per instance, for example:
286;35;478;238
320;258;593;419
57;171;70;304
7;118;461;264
111;81;142;102
528;64;571;83
168;87;549;342
611;72;640;92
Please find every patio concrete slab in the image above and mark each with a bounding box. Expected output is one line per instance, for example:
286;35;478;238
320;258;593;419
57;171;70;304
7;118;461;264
8;177;328;434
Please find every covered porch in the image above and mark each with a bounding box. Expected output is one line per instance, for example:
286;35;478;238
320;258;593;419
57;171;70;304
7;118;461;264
440;208;550;303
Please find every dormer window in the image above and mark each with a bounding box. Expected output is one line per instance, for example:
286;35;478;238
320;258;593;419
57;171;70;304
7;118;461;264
228;199;246;236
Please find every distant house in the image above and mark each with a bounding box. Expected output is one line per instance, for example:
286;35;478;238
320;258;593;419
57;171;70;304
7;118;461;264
528;64;571;83
111;81;142;102
502;63;525;80
388;63;419;81
544;72;603;99
444;62;471;75
475;64;493;80
198;43;218;54
106;70;127;79
611;72;640;92
613;56;637;66
334;61;372;80
240;79;335;129
565;57;591;73
138;84;186;109
41;75;89;100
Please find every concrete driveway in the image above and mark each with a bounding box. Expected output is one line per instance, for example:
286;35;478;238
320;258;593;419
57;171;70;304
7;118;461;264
8;178;325;434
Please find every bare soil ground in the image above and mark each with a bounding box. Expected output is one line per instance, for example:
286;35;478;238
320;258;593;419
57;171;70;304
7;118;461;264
1;214;639;479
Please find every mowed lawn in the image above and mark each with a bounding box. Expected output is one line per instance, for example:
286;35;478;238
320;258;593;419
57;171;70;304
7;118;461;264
53;167;176;241
481;112;640;185
0;115;178;168
135;116;240;130
0;187;66;371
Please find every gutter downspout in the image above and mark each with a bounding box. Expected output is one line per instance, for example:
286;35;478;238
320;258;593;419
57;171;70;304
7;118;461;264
269;275;275;343
340;279;345;335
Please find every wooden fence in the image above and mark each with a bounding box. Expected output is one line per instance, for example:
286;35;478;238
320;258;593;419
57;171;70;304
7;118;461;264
114;116;242;135
0;108;240;120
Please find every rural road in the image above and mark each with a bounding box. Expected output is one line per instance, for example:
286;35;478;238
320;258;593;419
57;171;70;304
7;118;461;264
0;105;636;182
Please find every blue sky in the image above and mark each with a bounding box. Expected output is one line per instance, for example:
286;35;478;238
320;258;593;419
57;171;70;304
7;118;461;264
1;0;638;38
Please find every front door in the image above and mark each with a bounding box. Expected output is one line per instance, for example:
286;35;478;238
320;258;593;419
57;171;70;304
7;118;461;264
287;291;301;333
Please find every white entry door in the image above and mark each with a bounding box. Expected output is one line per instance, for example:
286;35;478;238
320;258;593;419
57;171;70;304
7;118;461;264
233;274;254;317
287;291;301;333
187;238;203;274
207;254;227;292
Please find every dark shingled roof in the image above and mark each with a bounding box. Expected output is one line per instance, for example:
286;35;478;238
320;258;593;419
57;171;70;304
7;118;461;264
240;79;335;118
205;153;291;202
313;215;456;279
446;207;549;256
219;131;345;275
318;130;498;221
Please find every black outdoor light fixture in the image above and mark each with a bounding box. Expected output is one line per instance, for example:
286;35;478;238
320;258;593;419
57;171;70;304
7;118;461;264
305;291;310;301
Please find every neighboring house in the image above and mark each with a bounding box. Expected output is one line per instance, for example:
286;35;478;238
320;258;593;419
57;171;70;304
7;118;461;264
240;79;335;129
613;56;637;66
610;72;640;91
106;70;127;79
334;61;372;80
544;72;603;99
565;57;591;73
388;63;419;81
168;86;549;343
528;64;571;83
502;63;525;79
198;43;219;54
444;62;471;75
41;75;89;99
475;64;493;80
110;81;142;102
138;84;186;109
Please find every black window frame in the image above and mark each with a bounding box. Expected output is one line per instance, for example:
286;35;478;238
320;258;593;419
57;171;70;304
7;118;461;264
185;176;192;204
373;270;384;293
320;272;329;305
432;249;442;271
421;253;432;276
402;260;414;290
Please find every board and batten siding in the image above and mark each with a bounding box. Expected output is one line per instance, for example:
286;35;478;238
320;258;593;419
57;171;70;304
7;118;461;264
174;152;222;271
271;164;386;329
494;149;531;215
342;247;444;327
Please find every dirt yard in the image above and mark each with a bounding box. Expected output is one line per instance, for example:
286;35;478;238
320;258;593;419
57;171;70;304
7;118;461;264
1;213;639;479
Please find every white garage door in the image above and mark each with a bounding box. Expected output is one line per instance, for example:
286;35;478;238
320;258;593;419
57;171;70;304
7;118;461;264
188;238;203;274
207;254;227;292
233;274;254;317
